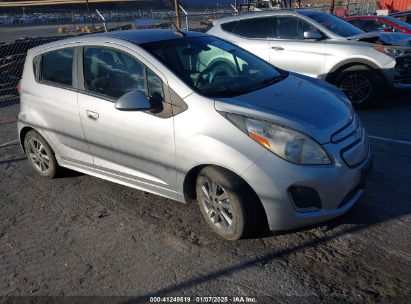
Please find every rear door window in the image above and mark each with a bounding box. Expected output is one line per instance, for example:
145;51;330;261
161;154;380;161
221;21;238;33
235;17;275;38
275;16;315;39
41;48;73;86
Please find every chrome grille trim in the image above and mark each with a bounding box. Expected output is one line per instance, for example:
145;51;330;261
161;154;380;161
331;115;360;143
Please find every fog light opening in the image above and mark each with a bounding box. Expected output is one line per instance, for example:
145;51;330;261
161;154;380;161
289;186;322;212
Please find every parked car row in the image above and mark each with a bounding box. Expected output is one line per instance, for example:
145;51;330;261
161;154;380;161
344;15;411;34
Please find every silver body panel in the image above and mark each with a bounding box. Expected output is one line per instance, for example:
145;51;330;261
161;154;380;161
18;30;371;231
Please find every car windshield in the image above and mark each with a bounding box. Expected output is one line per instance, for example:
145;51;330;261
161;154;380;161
141;36;287;98
384;16;411;30
299;11;364;37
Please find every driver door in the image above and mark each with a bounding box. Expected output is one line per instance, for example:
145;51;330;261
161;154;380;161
77;44;177;189
269;16;326;78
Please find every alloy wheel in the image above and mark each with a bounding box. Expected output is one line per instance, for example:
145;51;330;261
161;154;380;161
200;179;234;231
339;74;372;104
27;138;50;174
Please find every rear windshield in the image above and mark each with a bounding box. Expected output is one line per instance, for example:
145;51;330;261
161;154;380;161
141;36;287;98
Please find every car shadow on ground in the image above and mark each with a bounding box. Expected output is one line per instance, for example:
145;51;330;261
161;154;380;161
124;221;391;303
56;167;84;178
104;145;411;302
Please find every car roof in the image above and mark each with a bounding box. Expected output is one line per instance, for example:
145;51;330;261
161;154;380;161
93;29;207;45
29;29;208;54
212;9;302;24
213;9;333;24
345;15;386;19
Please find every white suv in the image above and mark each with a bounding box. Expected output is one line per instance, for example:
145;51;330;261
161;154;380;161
208;9;411;105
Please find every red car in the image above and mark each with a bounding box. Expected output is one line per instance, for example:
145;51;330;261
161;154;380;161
344;15;411;34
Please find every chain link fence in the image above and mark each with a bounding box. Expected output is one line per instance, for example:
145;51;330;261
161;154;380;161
0;22;134;106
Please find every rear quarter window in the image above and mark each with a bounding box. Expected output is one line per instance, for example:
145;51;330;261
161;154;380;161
221;21;238;33
40;48;73;87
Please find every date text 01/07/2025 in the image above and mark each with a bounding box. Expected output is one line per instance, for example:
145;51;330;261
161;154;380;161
149;296;257;303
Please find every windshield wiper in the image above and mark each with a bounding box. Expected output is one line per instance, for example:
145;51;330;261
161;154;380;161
236;73;289;94
201;73;289;98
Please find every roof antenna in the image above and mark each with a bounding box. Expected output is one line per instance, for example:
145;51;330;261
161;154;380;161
165;11;186;36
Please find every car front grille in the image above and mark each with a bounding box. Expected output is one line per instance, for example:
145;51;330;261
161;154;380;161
331;115;360;143
340;129;369;167
394;51;411;85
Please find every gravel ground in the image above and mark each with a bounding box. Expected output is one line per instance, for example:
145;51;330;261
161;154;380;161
0;92;410;303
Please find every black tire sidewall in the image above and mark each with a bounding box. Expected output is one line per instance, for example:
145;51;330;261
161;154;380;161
24;130;57;178
196;166;258;240
335;66;384;106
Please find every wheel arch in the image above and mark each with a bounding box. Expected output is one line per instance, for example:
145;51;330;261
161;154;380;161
325;58;387;84
19;126;34;153
183;164;270;231
19;126;56;155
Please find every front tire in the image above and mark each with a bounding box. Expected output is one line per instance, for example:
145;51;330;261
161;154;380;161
196;166;260;240
334;65;384;106
24;130;58;178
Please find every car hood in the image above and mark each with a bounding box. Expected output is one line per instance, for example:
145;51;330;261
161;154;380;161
214;73;354;144
347;32;411;47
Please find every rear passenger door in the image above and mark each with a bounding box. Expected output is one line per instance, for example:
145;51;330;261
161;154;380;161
30;46;93;164
269;16;326;78
77;44;177;189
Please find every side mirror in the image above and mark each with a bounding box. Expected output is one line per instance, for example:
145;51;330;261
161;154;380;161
303;29;324;40
115;90;159;111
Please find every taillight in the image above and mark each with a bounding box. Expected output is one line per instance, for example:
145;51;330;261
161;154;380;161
16;80;22;95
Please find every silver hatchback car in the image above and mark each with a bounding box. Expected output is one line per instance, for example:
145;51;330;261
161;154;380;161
18;30;372;240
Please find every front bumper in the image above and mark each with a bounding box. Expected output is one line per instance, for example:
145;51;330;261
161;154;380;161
241;130;373;231
382;51;411;89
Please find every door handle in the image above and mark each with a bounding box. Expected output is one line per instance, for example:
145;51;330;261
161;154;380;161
271;46;284;51
86;110;99;120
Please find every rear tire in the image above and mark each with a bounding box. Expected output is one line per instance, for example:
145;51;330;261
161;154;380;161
334;65;384;106
196;166;260;240
24;130;58;178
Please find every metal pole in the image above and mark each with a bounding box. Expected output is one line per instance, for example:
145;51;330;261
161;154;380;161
96;9;107;32
329;0;335;14
85;0;94;31
179;5;189;30
173;0;181;29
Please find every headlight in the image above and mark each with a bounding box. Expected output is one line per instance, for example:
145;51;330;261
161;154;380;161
224;114;331;165
373;46;407;58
